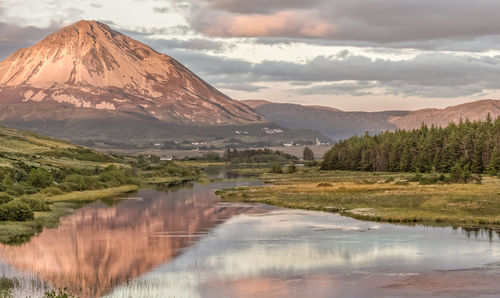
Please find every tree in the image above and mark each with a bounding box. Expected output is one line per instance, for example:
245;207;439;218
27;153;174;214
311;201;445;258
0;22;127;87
28;168;54;188
487;148;500;176
303;147;315;161
288;161;297;173
271;162;283;174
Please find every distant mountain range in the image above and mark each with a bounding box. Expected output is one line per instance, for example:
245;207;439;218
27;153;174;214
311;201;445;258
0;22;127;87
243;99;500;140
0;20;325;148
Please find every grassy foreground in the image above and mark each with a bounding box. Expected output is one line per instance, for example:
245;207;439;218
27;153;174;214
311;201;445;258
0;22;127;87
216;168;500;228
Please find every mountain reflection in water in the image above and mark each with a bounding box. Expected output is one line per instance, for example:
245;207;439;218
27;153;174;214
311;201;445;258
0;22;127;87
0;181;269;297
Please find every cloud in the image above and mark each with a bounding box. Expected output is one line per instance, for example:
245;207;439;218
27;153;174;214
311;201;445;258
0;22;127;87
169;49;500;98
195;10;334;38
186;0;500;51
141;38;232;52
153;7;170;14
0;21;62;60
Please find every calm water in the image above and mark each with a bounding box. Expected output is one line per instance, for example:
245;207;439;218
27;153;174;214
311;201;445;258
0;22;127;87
0;179;499;297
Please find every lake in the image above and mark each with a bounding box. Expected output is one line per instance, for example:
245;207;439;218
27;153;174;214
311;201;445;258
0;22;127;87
0;179;499;297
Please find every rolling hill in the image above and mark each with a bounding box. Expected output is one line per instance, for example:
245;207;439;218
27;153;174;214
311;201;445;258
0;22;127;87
244;99;500;140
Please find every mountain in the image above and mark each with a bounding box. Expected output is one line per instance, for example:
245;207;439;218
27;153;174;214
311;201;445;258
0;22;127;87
243;100;409;140
0;20;263;125
244;99;500;140
0;21;327;148
388;99;500;130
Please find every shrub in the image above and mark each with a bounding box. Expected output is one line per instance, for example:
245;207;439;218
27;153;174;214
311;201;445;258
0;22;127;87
43;287;77;298
20;197;50;212
304;160;318;167
63;174;103;191
28;168;54;188
270;163;283;174
56;183;72;193
41;187;64;196
5;183;26;196
288;162;297;173
99;169;137;186
0;277;13;297
0;201;34;221
0;193;12;205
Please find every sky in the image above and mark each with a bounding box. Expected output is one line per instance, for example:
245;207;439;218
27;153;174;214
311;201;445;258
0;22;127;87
1;0;500;111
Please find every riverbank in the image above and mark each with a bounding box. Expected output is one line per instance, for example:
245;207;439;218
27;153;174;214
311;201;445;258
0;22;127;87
0;185;140;245
216;168;500;229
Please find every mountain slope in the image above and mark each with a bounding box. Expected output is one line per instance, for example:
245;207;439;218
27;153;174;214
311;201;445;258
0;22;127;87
0;20;263;125
244;99;500;140
389;99;500;129
243;101;409;140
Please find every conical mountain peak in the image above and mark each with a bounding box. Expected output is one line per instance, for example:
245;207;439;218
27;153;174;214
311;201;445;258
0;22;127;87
0;20;263;125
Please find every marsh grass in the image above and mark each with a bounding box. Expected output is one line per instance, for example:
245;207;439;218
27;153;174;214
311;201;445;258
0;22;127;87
217;168;500;228
0;186;138;244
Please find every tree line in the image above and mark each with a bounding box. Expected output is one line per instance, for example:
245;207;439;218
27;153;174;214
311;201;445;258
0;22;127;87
322;115;500;176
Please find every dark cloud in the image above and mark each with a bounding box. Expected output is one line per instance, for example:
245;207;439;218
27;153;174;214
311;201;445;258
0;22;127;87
166;49;500;98
141;38;232;52
186;0;500;51
153;7;170;14
295;82;376;97
215;82;266;92
0;21;62;61
200;0;326;14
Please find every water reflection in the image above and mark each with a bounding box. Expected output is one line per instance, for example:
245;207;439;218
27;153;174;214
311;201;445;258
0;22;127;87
109;210;500;298
0;179;499;298
0;181;268;297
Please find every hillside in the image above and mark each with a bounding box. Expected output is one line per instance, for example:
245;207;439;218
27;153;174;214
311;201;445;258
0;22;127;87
243;99;500;140
0;125;116;169
389;99;500;130
242;101;409;140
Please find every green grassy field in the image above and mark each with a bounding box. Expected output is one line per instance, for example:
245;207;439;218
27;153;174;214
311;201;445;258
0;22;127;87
216;167;500;229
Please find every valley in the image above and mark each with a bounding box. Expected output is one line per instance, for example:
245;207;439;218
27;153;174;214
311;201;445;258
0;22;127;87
0;12;498;298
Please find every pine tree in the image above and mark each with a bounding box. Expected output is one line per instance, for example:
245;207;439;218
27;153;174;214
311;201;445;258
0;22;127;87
303;147;315;161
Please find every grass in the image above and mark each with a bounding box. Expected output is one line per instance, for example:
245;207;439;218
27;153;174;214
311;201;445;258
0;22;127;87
47;185;139;202
216;168;500;229
0;186;139;245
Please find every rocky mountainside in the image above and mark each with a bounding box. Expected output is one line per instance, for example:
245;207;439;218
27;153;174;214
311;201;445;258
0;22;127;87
389;99;500;130
244;99;500;140
243;100;409;140
0;20;263;125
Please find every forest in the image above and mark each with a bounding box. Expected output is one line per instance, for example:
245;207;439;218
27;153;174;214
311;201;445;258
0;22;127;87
322;116;500;176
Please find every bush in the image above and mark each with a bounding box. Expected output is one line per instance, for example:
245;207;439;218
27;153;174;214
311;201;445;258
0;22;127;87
28;168;54;188
20;197;50;212
271;163;283;174
0;193;12;205
0;277;13;297
288;162;297;173
41;187;64;196
100;168;138;187
43;288;76;298
63;174;103;191
0;201;34;221
304;160;318;167
5;183;26;196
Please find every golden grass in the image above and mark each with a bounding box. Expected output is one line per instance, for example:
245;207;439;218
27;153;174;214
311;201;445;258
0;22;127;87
48;185;139;203
217;169;500;228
